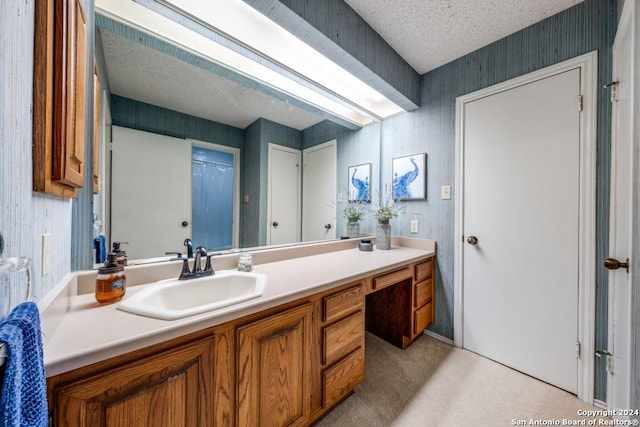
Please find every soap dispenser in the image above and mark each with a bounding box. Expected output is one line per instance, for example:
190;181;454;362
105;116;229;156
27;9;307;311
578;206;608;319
112;241;128;266
95;253;126;304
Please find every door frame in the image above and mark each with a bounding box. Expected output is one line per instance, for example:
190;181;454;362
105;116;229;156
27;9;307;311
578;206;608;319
453;51;598;403
188;139;241;249
607;0;638;411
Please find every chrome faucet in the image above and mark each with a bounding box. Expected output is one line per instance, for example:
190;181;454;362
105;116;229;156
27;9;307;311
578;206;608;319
184;238;193;258
177;246;214;280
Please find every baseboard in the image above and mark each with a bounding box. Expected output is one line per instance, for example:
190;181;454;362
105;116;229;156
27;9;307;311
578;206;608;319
423;329;454;345
593;399;607;409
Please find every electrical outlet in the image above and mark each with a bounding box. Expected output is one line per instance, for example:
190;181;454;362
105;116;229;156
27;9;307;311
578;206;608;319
441;185;451;200
410;220;419;233
42;233;52;276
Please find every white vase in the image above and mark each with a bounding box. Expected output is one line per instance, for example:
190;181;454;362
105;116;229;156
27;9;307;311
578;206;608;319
347;222;360;238
376;223;391;250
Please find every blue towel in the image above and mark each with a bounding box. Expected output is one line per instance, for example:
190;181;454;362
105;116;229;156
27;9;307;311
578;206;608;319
0;302;48;427
94;235;107;264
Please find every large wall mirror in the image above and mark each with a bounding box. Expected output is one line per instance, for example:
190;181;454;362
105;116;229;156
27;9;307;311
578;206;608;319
88;1;381;265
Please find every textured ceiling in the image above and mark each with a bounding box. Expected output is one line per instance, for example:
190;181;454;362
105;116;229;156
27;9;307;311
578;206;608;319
345;0;584;74
101;30;324;130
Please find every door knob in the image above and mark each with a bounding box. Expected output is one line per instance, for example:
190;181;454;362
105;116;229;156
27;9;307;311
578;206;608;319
272;221;279;227
467;236;478;245
324;224;332;230
604;258;629;273
181;220;189;227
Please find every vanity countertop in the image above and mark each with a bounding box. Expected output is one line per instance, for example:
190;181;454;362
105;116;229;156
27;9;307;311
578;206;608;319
42;238;435;377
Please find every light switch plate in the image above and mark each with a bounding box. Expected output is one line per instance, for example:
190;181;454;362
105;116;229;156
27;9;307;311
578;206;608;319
243;194;250;203
410;220;419;233
337;193;344;203
441;185;451;200
42;233;52;276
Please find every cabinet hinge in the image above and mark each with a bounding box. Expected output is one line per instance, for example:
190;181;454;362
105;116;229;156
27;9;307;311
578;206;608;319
578;95;583;112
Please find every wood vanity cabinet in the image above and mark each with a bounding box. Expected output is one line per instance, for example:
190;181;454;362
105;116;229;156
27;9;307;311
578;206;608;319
47;333;216;426
319;282;365;410
366;257;435;349
236;303;313;427
47;255;434;426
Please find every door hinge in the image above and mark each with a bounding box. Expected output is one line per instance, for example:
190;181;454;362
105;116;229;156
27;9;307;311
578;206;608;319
596;350;613;374
578;95;583;112
576;341;581;358
605;81;619;102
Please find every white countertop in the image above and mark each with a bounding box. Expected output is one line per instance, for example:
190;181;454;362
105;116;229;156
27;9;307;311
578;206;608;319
42;239;435;377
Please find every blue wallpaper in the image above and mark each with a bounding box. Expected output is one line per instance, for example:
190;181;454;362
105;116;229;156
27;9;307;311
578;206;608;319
380;0;617;401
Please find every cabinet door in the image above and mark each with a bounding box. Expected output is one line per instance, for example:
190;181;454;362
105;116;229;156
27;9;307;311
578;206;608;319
52;337;214;427
237;303;312;427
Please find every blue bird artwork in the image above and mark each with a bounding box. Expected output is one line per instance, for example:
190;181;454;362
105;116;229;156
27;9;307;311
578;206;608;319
351;167;369;200
393;156;423;199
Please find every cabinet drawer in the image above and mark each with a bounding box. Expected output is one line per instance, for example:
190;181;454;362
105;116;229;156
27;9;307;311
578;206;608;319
415;258;434;282
323;347;365;408
323;283;364;323
414;302;433;335
323;310;364;366
414;278;433;308
373;266;412;290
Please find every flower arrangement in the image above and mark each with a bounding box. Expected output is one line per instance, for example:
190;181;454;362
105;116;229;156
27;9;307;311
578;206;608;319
342;201;367;223
370;184;404;224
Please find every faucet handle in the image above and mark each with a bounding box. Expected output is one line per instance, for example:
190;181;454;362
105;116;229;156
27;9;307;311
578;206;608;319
204;253;215;275
177;258;191;280
165;251;182;259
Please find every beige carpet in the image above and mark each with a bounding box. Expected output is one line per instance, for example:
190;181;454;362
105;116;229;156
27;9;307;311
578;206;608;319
316;333;607;427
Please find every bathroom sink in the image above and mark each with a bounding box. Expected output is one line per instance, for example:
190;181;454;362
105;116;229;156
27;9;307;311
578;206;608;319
117;271;266;320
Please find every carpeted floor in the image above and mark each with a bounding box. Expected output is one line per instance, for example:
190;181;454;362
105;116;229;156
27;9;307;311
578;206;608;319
316;333;608;427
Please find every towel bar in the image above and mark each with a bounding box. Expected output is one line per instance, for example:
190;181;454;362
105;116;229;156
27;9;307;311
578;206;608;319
0;256;33;368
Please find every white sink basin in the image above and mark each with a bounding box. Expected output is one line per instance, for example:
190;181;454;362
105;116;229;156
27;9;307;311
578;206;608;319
117;271;265;320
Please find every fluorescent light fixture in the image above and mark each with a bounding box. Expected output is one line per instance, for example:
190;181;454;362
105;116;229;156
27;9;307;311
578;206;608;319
161;0;405;120
96;0;404;127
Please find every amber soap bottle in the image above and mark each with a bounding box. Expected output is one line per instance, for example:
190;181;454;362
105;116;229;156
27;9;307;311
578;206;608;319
96;253;126;304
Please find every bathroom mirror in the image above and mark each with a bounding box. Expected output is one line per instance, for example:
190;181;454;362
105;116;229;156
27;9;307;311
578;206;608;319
87;5;381;266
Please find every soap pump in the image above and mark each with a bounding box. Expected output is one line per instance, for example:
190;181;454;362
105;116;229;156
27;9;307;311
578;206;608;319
95;253;126;304
112;241;129;266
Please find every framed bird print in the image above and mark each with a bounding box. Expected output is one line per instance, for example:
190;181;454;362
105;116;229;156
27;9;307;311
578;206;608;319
348;163;371;201
392;153;426;200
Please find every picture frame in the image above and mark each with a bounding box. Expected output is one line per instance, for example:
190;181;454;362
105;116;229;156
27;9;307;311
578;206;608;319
348;163;371;202
392;153;426;200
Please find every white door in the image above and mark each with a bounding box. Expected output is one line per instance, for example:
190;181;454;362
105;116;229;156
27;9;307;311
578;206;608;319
462;69;581;393
267;143;301;245
111;126;192;260
606;0;635;412
303;140;336;241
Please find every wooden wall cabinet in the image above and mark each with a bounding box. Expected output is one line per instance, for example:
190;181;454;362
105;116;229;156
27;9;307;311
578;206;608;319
33;0;88;197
